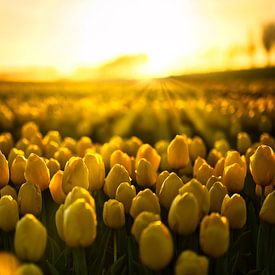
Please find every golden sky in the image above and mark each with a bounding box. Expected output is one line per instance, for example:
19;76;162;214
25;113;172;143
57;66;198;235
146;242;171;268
0;0;274;78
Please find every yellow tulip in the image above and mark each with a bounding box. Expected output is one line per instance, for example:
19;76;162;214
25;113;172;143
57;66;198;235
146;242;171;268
55;204;65;241
189;136;207;163
130;189;161;218
209;182;227;212
136;144;161;171
14;214;47;261
179;178;210;217
43;130;61;145
168;193;200;235
135;158;157;187
103;199;125;229
100;142;119;170
196;162;214;185
0;185;17;200
155;170;170;196
193;157;206;178
18;182;42;216
259;190;275;224
49;170;66;204
63;198;97;247
131;211;160;242
0;195;19;231
159;172;184;208
11;155;26;186
8;148;24;169
237;132;252;154
76;136;93;157
214;157;225;177
24;153;50;191
224;151;247;173
139;221;173;271
62;137;77;153
110;149;131;175
54;147;73;170
45;140;59;159
206;175;222;190
83;153;105;192
155;140;169;155
223;163;246;193
115;182;136;213
21;122;39;141
250;145;275;187
207;149;222;167
15;263;43;275
175;250;209;275
62;157;89;194
15;138;30;153
167;135;189;169
214;139;230;156
46;158;60;178
25;144;42;158
125;136;142;156
30;132;44;152
0;252;19;275
0;150;9;188
260;133;275;150
221;194;247;229
0;133;13;157
64;186;95;210
199;213;229;258
104;164;131;198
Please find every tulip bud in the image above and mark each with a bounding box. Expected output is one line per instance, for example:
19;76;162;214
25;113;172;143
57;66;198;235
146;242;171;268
25;144;42;158
45;141;59;159
131;211;160;242
199;213;229;258
139;221;173;271
125;136;142;156
207;149;222;167
0;185;17;200
24;154;50;191
103;199;125;229
15;138;30;153
136;144;161;171
104;164;131;198
0;133;13;156
76;136;93;157
223;163;246;193
175;250;209;275
43;130;61;145
196;162;214;185
110;149;131;175
0;195;19;231
21;122;39;141
11;155;26;186
167;135;189;169
155;140;169;155
189;136;207;163
136;158;157;187
83;153;105;192
62;157;89;194
115;182;136;213
206;175;222;190
221;194;247;229
30;132;44;151
54;147;72;169
259;190;275;224
63;198;97;247
0;252;19;274
55;204;65;241
237;132;252;154
62;137;77;153
260;133;275;150
0;150;9;188
214;139;230;156
130;189;161;218
46;158;60;178
14;214;47;261
155;170;170;196
15;263;43;275
214;157;225;177
49;170;66;204
168;193;200;235
193;157;206;178
8;149;24;169
224;151;247;173
100;142;119;170
18;182;42;216
64;186;95;210
250;145;275;187
209;182;227;212
179;178;210;217
159;173;184;208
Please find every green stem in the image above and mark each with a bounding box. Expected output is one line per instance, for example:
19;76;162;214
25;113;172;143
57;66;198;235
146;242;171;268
114;230;117;263
72;247;88;275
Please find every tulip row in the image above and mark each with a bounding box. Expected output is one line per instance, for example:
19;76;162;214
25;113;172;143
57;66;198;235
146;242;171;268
0;122;275;274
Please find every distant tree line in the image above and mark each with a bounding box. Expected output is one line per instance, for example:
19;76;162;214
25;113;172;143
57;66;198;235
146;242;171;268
262;22;275;66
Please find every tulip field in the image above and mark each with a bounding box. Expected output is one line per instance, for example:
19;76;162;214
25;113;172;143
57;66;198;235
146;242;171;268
0;73;275;275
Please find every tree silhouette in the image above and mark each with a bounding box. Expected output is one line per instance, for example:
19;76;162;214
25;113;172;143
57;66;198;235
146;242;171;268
262;23;275;66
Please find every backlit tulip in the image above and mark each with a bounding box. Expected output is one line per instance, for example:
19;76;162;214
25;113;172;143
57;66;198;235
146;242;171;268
131;211;160;242
62;157;89;194
21;122;39;141
115;182;136;213
223;163;246;193
110;149;131;175
76;136;93;157
139;221;173;271
193;157;206;178
155;170;169;196
237;132;252;154
11;155;26;186
206;175;222;190
103;199;125;229
200;213;229;258
15;138;30;153
221;194;247;229
55;204;65;241
175;250;209;275
214;157;225;177
135;158;157;187
54;147;73;170
62;137;77;153
136;144;161;171
49;170;66;204
209;182;227;212
24;153;50;191
189;136;207;163
45;141;59;159
100;142;119;170
259;190;275;224
14;214;47;261
46;158;60;178
168;193;200;235
0;195;19;231
0;133;13;156
0;185;17;200
15;263;43;275
159;172;184;208
25;144;42;158
130;188;160;218
0;252;19;275
104;164;131;198
0;150;9;188
196;162;214;185
207;149;222;167
167;135;189;169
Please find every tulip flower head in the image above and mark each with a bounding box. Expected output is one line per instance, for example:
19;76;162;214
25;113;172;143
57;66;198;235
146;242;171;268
103;199;125;229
